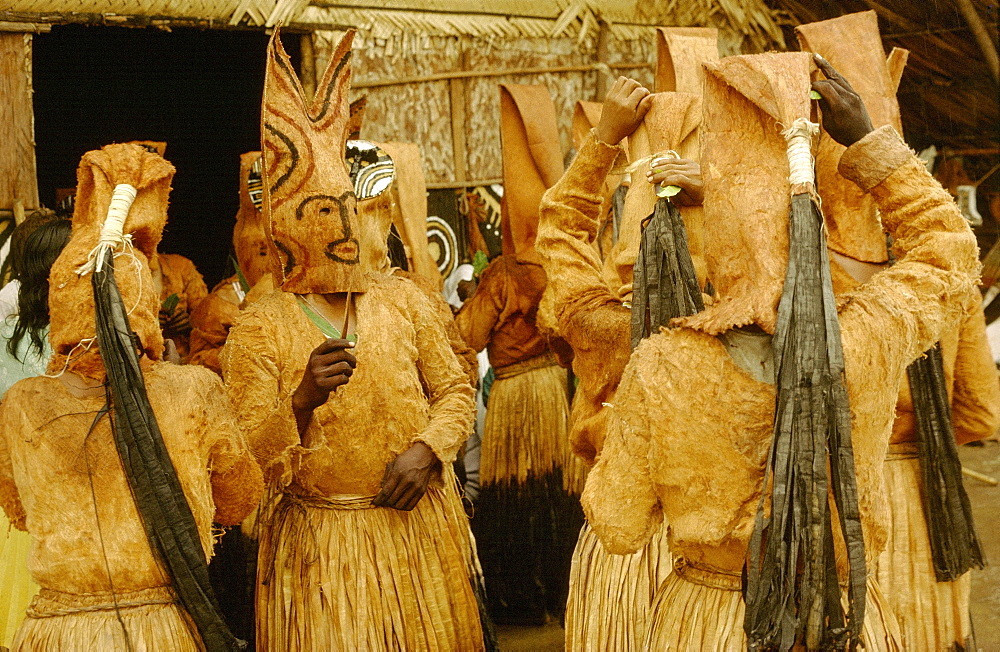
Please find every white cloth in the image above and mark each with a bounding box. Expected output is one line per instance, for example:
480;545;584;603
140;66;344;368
0;281;20;323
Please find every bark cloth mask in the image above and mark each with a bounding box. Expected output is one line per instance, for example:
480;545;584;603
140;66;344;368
796;10;907;265
233;151;273;288
261;27;369;294
47;143;173;381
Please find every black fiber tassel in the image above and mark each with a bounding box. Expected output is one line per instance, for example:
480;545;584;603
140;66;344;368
907;345;984;581
744;194;866;651
630;197;704;349
92;256;245;651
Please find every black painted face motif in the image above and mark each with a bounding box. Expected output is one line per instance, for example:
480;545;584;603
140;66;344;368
294;192;360;264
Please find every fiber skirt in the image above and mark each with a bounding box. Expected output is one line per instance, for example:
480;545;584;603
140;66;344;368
0;516;37;648
646;561;902;650
876;449;972;650
256;485;484;651
565;520;672;651
482;356;585;493
11;586;198;651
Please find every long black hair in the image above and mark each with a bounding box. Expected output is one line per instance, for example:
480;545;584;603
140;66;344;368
7;214;72;361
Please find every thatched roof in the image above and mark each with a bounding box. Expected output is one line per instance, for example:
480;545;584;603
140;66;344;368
769;0;999;151
3;0;785;51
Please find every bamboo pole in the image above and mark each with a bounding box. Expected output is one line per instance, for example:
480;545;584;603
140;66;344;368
953;0;1000;82
962;466;999;486
425;179;501;189
449;48;470;183
0;21;50;32
353;61;652;89
594;19;610;100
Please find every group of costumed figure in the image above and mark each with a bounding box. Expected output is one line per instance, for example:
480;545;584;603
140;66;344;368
0;8;996;651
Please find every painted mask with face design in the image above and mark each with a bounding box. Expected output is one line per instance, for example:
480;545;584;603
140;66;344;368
261;28;368;294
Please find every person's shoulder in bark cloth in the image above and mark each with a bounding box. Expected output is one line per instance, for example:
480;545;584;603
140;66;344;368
582;53;980;650
189;151;274;376
220;28;482;650
0;142;263;651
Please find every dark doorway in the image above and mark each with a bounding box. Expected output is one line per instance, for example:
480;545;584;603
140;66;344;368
33;24;302;287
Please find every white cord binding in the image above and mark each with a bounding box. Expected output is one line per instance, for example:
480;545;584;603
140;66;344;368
781;118;819;189
76;184;138;276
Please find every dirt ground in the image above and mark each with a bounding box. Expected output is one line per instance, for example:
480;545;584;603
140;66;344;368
498;441;1000;652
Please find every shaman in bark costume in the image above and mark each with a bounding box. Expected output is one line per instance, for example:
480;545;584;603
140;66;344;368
188;152;273;375
539;83;708;649
0;143;263;650
221;30;482;650
454;83;583;625
798;12;1000;649
540;31;718;649
124;141;211;361
583;52;981;650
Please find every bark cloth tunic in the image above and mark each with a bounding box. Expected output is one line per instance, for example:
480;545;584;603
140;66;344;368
583;126;980;650
0;363;262;650
537;130;675;650
221;274;483;651
831;261;1000;650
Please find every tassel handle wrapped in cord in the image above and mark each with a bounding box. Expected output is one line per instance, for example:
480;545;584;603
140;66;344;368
76;184;137;276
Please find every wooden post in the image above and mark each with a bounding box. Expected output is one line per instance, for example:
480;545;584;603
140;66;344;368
594;19;610;101
300;31;317;100
953;0;1000;82
0;32;39;212
449;48;469;184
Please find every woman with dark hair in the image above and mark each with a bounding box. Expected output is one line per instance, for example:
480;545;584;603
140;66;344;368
0;211;71;647
3;215;72;369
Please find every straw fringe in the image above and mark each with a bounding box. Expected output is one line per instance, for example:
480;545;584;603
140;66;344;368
647;572;902;650
481;361;584;493
256;485;484;651
565;520;672;651
876;453;972;650
12;587;199;651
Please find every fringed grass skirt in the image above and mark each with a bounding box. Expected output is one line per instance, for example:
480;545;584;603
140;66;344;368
256;486;484;651
876;445;972;650
482;354;586;494
646;559;902;650
0;517;36;648
565;520;672;651
11;586;199;651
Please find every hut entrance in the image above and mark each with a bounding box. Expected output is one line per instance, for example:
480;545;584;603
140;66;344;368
32;24;301;286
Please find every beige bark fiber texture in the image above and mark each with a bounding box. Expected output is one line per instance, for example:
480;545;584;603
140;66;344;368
796;10;907;264
262;29;370;295
565;521;672;651
151;252;208;361
646;573;901;650
189;151;272;375
232;151;272;288
47;143;172;380
0;364;262;650
876;449;973;650
601;92;704;301
222;276;480;648
256;482;483;651
481;358;584;493
569;101;624;263
499;83;563;257
378;142;443;289
582;123;980;648
655;27;720;94
678;52;813;335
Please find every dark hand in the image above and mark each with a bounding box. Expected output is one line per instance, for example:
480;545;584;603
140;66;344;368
646;158;704;206
293;338;357;413
811;53;874;147
595;77;654;145
372;442;441;511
